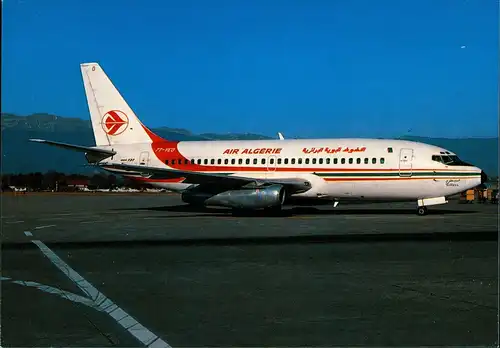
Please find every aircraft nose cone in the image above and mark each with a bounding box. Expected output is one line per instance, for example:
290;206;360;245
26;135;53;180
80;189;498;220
481;171;488;184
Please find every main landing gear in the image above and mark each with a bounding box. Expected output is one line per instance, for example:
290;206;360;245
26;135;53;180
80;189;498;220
416;206;428;216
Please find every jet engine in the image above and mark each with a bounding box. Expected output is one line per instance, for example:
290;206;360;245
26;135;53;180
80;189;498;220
181;184;286;210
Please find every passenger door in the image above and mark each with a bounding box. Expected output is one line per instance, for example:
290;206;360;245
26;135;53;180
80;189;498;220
398;148;413;177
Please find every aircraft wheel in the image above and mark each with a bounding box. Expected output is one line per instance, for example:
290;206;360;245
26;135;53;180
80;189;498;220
416;206;428;216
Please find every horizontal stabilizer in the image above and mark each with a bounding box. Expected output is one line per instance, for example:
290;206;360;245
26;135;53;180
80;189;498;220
29;139;116;163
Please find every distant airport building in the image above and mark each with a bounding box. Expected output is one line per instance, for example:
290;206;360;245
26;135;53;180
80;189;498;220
66;178;89;190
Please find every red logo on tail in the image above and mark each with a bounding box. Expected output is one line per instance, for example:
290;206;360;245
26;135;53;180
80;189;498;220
102;110;129;136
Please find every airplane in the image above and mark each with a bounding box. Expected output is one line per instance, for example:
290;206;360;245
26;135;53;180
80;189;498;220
30;62;487;216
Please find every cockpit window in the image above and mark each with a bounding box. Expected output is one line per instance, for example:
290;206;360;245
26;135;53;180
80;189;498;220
432;154;473;166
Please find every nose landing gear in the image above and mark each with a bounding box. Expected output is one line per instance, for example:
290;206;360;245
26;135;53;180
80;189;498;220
416;197;447;216
416;206;428;216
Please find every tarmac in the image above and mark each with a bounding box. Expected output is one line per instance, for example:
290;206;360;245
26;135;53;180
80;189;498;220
1;192;498;347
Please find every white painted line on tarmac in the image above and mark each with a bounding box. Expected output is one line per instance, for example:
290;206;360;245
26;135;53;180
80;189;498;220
6;220;24;224
1;277;100;310
79;220;105;224
34;225;56;230
32;239;171;348
24;231;33;237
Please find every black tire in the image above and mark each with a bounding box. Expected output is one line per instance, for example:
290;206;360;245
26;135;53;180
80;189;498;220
417;206;428;216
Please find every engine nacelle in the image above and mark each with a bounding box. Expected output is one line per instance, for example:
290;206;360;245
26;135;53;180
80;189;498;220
181;184;286;210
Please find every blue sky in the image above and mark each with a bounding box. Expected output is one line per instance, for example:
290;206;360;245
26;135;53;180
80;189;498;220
2;0;498;138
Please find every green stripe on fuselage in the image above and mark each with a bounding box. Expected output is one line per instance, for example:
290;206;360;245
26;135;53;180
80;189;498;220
315;171;479;178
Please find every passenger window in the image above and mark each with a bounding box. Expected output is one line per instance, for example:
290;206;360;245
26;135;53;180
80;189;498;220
172;159;176;165
326;158;330;164
270;158;274;164
277;158;282;165
231;159;235;164
261;158;266;164
179;158;182;164
372;158;376;164
238;158;242;165
217;159;221;164
284;158;289;164
185;159;189;165
380;158;385;164
197;159;201;165
253;158;258;164
312;158;316;164
334;158;338;164
305;158;310;164
246;159;250;165
298;158;302;164
341;158;345;164
191;159;195;164
364;158;368;164
224;159;228;164
349;158;353;164
165;160;169;165
356;158;361;164
319;158;323;164
291;158;296;164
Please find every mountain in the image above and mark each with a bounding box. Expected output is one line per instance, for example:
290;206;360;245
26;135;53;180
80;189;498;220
1;113;498;176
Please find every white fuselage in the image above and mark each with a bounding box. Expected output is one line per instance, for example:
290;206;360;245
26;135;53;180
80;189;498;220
100;138;482;201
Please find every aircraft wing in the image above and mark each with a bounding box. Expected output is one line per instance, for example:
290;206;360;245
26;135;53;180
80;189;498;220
29;139;116;162
99;162;312;193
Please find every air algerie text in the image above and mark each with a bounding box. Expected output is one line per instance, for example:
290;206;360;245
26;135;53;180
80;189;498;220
223;148;282;155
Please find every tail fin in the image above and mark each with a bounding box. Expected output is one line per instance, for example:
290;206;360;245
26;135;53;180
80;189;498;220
80;62;163;146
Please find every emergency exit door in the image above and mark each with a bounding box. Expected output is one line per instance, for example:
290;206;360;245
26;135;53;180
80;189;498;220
139;151;150;166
